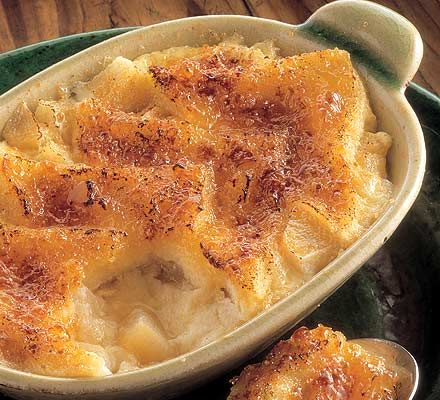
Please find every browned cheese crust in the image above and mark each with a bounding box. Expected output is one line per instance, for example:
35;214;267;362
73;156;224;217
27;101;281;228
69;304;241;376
0;41;392;376
229;326;398;400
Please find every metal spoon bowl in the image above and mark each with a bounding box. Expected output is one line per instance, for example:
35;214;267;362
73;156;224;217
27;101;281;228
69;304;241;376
350;338;419;400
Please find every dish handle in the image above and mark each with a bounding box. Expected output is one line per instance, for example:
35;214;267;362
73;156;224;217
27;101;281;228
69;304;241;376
301;0;423;89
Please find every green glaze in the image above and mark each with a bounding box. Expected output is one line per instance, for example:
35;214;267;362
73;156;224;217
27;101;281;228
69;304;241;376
0;30;438;400
0;28;136;94
298;21;400;88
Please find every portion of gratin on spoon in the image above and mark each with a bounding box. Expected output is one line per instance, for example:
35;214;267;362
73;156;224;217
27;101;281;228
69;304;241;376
229;325;415;400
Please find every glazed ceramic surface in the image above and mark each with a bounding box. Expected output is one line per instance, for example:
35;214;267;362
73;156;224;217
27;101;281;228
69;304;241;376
0;1;426;399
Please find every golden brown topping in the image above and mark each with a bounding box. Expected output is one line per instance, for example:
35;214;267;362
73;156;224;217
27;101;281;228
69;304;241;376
0;41;392;376
229;326;398;400
0;225;129;376
74;100;201;167
0;155;203;239
70;49;363;280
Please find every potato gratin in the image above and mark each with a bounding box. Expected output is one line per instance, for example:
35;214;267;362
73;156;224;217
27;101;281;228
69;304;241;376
0;38;392;377
229;326;398;400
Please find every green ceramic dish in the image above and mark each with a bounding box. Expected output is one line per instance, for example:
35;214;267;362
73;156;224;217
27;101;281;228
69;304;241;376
0;1;434;399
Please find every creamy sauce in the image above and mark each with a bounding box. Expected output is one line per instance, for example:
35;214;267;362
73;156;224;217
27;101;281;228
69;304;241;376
0;38;392;377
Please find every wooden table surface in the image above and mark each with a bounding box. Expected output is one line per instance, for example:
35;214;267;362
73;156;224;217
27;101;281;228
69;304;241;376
0;0;439;95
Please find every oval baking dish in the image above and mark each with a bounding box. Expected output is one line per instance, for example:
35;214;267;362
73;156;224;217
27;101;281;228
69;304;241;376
0;1;425;399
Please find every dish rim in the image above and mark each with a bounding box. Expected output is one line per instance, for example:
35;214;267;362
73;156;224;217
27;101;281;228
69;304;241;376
0;8;426;396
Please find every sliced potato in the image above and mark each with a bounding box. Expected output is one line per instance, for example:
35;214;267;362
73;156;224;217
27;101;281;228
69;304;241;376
86;56;154;112
2;102;40;153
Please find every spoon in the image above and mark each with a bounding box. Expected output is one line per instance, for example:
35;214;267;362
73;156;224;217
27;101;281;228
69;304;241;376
350;338;419;400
